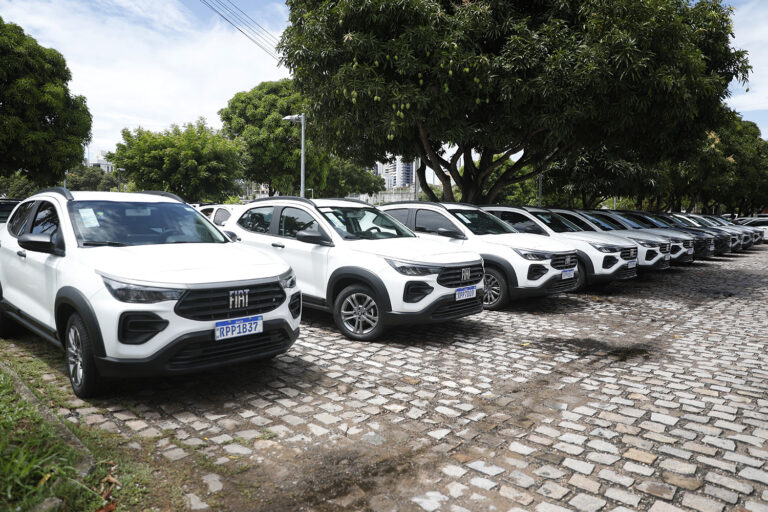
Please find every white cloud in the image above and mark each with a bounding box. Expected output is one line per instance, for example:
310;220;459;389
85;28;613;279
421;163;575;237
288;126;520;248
0;0;288;158
727;0;768;112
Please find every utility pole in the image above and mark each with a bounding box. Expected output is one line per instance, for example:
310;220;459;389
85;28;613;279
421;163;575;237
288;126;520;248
537;173;543;207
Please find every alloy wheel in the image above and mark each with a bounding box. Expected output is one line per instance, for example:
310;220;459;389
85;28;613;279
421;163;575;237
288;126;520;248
67;325;84;388
340;293;379;335
483;273;501;306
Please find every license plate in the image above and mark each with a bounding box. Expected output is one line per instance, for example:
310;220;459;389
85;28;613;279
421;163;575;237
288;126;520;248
687;247;694;255
455;285;476;301
709;243;715;250
561;268;575;280
215;315;263;341
627;260;637;269
664;254;671;261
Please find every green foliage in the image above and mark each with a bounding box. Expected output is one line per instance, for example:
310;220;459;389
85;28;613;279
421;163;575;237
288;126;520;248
0;371;97;511
279;0;749;203
0;17;92;184
64;164;116;191
317;158;385;197
108;119;242;202
0;171;38;199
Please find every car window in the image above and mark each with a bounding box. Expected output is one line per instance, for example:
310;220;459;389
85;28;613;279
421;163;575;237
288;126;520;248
582;212;622;230
530;212;580;233
320;207;413;240
279;207;320;238
213;208;231;226
449;209;515;235
751;220;768;226
644;214;674;228
415;209;458;233
622;213;656;228
556;212;596;231
496;211;546;235
0;202;19;223
238;206;274;233
7;201;36;237
200;207;214;217
602;212;642;229
68;201;227;245
671;215;697;227
385;208;410;225
30;201;61;245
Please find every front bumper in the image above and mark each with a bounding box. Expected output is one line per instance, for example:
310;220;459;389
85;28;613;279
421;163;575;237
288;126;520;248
95;319;299;378
512;271;579;297
385;291;484;326
591;262;637;283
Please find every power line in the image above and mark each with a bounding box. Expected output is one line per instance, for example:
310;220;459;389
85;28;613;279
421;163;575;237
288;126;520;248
209;0;280;53
198;0;279;61
222;0;280;46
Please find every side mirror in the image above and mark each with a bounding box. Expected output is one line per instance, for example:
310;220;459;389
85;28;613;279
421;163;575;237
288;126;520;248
296;229;332;246
19;233;57;254
224;231;241;242
437;227;466;240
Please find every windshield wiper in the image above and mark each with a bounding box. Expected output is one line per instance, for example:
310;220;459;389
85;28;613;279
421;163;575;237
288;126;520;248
81;241;128;247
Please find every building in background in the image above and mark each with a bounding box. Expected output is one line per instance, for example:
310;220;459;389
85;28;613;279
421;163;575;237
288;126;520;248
84;151;114;173
378;156;419;190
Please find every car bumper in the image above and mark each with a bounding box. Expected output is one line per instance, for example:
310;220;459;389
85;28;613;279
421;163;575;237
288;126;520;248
385;291;484;326
591;262;637;283
94;319;299;378
512;272;579;297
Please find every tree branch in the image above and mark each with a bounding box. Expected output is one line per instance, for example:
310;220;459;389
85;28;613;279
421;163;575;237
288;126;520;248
415;159;438;201
416;123;454;201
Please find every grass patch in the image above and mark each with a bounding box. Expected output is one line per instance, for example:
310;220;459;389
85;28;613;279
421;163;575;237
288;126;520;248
0;369;100;511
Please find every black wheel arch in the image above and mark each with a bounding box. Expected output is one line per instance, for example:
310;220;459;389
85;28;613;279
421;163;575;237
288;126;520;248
55;287;106;358
327;267;393;313
480;254;517;289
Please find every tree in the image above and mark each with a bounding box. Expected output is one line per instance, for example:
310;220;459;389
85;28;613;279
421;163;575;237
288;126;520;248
0;171;38;199
108;119;242;202
279;0;749;204
0;17;92;184
317;158;385;197
65;164;105;191
219;80;330;196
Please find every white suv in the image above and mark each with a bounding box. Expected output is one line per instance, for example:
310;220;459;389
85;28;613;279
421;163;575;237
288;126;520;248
0;189;301;397
223;197;485;340
483;206;638;288
379;202;579;310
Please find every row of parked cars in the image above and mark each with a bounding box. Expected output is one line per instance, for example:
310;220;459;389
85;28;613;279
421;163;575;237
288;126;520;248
0;188;762;397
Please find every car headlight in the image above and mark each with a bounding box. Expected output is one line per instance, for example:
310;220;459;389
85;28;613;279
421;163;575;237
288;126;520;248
103;277;185;303
514;249;555;261
588;242;621;253
279;270;297;289
628;238;660;248
386;258;442;276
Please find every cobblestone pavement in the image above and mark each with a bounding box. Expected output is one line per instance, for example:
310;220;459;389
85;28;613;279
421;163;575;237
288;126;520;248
3;247;768;511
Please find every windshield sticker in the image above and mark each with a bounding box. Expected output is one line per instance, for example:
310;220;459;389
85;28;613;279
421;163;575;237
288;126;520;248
324;213;346;229
79;208;100;228
125;208;151;216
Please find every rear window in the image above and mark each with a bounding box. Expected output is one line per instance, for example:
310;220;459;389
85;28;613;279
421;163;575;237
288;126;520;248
7;201;35;237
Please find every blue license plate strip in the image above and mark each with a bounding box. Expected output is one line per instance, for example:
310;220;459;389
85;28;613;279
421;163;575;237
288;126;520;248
214;315;263;341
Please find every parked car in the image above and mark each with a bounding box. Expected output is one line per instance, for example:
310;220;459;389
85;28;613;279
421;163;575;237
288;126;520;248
0;199;21;223
197;204;238;227
662;213;740;253
379;202;579;310
0;188;301;397
739;217;768;239
702;214;763;245
483;206;638;289
223;197;485;340
676;214;750;250
551;209;673;270
615;211;715;260
631;212;725;257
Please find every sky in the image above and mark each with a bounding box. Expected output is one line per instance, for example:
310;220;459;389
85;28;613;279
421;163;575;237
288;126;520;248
0;0;767;160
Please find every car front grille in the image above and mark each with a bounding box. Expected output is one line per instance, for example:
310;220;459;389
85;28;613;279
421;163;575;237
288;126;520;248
614;266;637;280
659;243;670;254
436;264;484;288
546;277;579;293
431;296;483;320
167;328;290;371
175;282;286;321
682;240;693;248
620;247;638;260
550;252;578;270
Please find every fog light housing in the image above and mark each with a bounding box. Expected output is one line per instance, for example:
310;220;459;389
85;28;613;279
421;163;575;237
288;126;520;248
118;312;169;345
602;256;618;269
404;281;434;303
527;265;548;280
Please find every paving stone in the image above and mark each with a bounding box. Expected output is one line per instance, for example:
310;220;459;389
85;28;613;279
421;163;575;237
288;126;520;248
563;458;595;475
568;474;601;494
659;458;697;475
162;447;187;461
466;460;504;476
509;441;536;455
537;481;569;499
744;501;768;512
623;448;657;464
648;502;686;512
598;469;633;487
740;467;768;485
499;485;533;505
681;492;725;512
661;472;702;490
704;471;753;494
623;461;655;476
411;492;448;511
703;484;739;505
535;503;573;512
508;470;536;489
604;487;640;507
185;493;209;510
535;465;566;479
636;480;677;500
568;493;606;512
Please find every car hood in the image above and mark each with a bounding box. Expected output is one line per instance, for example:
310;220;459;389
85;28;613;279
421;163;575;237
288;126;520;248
557;231;635;247
598;229;670;243
350;237;481;265
479;233;576;252
81;243;291;286
637;228;694;241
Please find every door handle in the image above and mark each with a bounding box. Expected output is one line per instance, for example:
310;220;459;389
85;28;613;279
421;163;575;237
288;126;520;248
16;250;26;258
271;242;285;248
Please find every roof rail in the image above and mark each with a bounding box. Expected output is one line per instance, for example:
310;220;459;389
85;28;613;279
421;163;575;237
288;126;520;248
381;200;447;209
323;197;371;205
247;195;315;206
37;187;74;201
142;191;184;203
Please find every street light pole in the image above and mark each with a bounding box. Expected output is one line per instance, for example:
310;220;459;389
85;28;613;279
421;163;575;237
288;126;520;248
537;173;543;207
283;113;306;198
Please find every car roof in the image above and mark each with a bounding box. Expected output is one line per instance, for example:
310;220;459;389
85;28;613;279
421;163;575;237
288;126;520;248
34;190;181;203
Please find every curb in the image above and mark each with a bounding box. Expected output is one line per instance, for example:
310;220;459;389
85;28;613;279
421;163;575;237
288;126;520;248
0;360;94;477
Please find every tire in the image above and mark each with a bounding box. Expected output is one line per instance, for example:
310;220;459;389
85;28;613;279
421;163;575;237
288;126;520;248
65;313;104;398
574;261;587;291
482;267;509;310
333;284;386;341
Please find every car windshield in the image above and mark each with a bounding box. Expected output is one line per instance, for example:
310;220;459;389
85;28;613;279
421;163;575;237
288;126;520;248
68;201;227;246
706;216;728;226
672;215;698;227
319;206;414;240
622;213;657;228
449;209;515;235
531;211;581;233
692;216;717;227
644;214;675;228
556;212;596;231
609;212;645;229
579;212;619;231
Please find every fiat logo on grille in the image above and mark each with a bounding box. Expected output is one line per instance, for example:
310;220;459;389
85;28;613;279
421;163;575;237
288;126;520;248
461;268;471;281
565;255;571;265
229;289;249;309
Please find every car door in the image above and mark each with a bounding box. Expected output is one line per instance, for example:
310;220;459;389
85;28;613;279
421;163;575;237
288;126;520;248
0;200;37;312
272;206;330;300
413;209;468;247
21;201;65;328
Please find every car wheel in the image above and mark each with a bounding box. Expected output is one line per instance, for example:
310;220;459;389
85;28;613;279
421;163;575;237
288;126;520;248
575;261;587;290
333;284;385;341
65;313;104;398
482;267;509;310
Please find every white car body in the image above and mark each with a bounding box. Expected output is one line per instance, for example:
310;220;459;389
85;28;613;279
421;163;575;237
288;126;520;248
551;209;673;270
379;202;580;309
197;204;239;227
0;190;301;397
223;197;485;340
483;206;639;286
742;218;768;239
